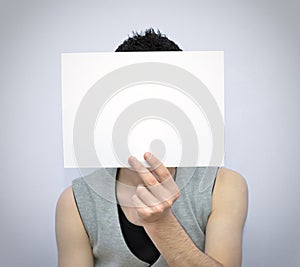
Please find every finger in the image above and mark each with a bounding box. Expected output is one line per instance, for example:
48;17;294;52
131;194;147;208
144;152;179;196
132;194;166;222
136;185;161;206
144;152;174;183
128;156;159;187
128;156;179;202
128;156;172;200
149;181;180;203
131;194;162;218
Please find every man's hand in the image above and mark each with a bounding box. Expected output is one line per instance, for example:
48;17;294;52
128;152;180;225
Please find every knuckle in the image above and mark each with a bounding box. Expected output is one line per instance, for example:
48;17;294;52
137;207;148;218
174;190;180;199
136;186;146;197
165;199;173;208
154;205;164;214
161;170;172;180
147;178;157;187
173;183;179;191
167;189;180;201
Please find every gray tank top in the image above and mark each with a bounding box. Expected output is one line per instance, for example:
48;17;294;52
72;166;219;267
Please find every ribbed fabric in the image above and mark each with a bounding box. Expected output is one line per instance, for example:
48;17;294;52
72;166;219;267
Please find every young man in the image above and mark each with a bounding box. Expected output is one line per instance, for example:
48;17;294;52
55;28;248;267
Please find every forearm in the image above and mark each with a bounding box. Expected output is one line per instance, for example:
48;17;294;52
144;210;224;267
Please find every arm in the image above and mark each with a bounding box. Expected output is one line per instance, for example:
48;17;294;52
144;167;248;267
144;210;224;266
204;167;248;267
55;186;94;267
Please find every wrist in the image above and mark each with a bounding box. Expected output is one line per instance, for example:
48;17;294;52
143;209;176;230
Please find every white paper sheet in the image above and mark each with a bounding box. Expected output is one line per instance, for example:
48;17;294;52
61;51;224;168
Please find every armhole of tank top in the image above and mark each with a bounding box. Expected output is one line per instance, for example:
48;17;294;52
71;185;91;239
211;166;220;195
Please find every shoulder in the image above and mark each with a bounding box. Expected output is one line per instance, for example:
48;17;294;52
55;185;87;242
56;184;90;230
216;167;248;191
55;186;94;266
56;186;75;210
56;185;83;222
211;167;248;221
55;185;83;233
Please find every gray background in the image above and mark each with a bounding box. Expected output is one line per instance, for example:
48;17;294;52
0;0;299;266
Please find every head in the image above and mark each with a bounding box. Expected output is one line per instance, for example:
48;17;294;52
115;28;182;52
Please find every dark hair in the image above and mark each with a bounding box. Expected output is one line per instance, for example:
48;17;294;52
115;28;182;52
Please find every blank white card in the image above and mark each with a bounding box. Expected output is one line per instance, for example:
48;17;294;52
61;51;224;168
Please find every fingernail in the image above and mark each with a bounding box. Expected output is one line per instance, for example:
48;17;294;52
129;156;137;164
145;152;152;160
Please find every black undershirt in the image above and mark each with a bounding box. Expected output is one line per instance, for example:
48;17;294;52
116;167;161;265
117;203;160;265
